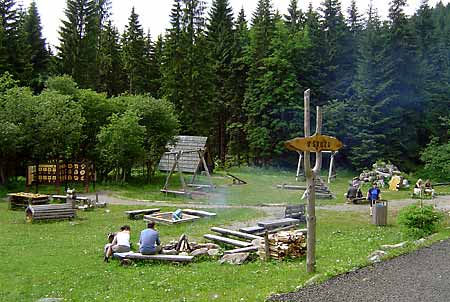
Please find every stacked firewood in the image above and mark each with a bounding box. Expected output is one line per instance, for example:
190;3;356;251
258;230;307;260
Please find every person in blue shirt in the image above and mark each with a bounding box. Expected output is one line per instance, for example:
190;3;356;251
367;182;381;216
139;221;162;255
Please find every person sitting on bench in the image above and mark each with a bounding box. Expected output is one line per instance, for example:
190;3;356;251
346;183;363;204
139;221;162;255
104;225;131;262
424;179;435;198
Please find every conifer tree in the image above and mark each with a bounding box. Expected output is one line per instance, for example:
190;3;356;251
206;0;235;163
122;7;147;94
284;0;302;33
228;7;250;163
58;0;99;89
24;1;49;90
98;20;124;96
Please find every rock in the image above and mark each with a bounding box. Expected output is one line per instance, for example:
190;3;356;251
368;250;387;263
161;249;178;255
36;299;64;302
380;242;407;249
120;259;133;266
191;248;208;257
207;249;220;256
415;238;426;245
304;274;321;287
219;252;249;265
252;238;262;246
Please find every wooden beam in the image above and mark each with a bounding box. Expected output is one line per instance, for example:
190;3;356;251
203;234;252;248
211;227;262;241
182;209;217;217
115;253;193;262
223;246;258;254
257;218;300;229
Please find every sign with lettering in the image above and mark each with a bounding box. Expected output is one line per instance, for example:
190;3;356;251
285;134;343;152
26;162;93;185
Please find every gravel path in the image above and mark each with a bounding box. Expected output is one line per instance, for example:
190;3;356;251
268;239;450;302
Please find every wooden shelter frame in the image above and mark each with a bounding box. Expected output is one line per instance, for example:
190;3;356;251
296;151;338;183
161;149;214;197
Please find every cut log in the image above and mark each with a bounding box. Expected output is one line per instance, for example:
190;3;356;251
26;204;76;223
114;252;193;262
182;209;217;217
223;246;258;254
257;218;300;229
277;184;305;190
203;234;252;248
211;227;262;241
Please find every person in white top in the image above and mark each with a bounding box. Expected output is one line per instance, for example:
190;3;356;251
104;225;131;262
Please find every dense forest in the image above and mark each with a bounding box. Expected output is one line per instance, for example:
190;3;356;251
0;0;450;184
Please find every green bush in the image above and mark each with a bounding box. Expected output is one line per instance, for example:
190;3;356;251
397;204;444;239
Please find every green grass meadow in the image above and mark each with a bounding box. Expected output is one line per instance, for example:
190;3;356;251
2;167;450;301
1;200;449;302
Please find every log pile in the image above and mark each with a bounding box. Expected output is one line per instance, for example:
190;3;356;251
258;230;307;260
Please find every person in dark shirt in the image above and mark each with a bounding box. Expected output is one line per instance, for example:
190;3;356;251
367;182;381;216
139;221;162;255
346;185;358;204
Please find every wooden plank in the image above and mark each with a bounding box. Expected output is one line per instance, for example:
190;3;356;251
115;252;193;262
160;189;192;198
258;218;300;229
239;226;265;234
211;227;262;241
183;209;217;217
125;208;160;219
144;212;200;225
223;246;258;254
203;234;252;248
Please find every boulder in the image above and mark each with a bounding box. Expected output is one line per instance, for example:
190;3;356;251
219;252;249;265
207;249;220;256
368;250;387;263
191;248;208;257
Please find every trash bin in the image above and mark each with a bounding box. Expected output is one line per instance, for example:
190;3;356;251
372;200;388;226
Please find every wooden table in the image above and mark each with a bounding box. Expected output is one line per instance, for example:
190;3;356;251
8;192;50;210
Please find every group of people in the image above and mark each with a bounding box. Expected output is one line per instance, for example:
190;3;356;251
346;178;382;216
104;221;161;262
414;179;435;197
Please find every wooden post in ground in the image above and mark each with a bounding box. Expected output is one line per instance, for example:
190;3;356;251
303;89;316;273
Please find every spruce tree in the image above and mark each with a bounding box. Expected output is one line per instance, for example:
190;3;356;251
319;0;348;101
24;1;49;90
206;0;235;163
58;0;99;89
122;7;147;94
284;0;302;33
97;20;125;96
228;7;250;163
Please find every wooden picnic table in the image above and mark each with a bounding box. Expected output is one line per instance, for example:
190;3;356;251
8;192;49;210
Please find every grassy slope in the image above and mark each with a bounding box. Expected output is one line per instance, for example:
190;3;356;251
1;201;449;302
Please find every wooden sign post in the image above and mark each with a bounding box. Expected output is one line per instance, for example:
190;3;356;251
285;89;343;273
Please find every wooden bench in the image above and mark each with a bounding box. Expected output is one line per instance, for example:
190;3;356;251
114;252;193;263
26;204;76;223
226;173;247;185
284;204;306;223
125;208;160;220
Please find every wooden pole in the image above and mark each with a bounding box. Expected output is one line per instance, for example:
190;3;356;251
303;89;316;273
328;152;336;184
296;152;303;182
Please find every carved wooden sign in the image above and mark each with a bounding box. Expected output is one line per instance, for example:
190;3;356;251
285;134;343;152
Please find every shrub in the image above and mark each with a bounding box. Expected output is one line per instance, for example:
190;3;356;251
397;204;444;239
